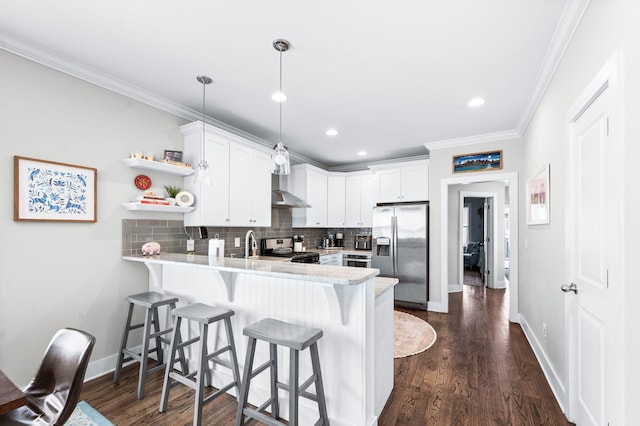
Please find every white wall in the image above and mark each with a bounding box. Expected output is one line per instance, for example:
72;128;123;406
0;50;189;385
518;0;639;421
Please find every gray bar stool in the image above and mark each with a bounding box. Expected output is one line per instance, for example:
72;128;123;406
235;318;329;426
160;303;241;426
113;291;186;399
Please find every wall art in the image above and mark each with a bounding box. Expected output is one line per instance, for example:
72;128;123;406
14;156;97;222
452;150;503;173
526;163;550;225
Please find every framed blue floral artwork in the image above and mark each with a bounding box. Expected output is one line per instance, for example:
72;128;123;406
14;156;97;222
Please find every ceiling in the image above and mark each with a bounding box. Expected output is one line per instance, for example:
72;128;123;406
0;0;586;169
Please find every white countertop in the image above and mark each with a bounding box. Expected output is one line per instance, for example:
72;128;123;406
374;277;399;298
123;253;379;285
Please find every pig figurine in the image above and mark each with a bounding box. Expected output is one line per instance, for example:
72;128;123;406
141;241;161;256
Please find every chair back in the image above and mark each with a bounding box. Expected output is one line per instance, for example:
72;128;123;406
21;328;95;425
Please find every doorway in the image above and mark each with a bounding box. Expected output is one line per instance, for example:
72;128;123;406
458;192;504;290
439;172;519;322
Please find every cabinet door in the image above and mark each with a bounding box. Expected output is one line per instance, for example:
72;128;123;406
360;174;376;227
228;144;253;226
307;168;328;227
250;150;272;227
183;132;230;226
377;169;402;203
327;175;346;227
402;164;429;201
345;175;362;227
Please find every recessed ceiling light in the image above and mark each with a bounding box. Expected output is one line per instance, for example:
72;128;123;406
468;97;485;108
357;150;367;156
326;129;338;136
272;92;287;102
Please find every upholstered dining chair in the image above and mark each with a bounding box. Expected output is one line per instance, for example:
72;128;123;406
0;328;95;426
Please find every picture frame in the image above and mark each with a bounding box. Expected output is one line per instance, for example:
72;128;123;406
163;150;183;163
526;163;550;225
14;156;97;222
452;150;503;173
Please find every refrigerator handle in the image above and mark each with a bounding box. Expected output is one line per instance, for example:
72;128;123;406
392;215;398;276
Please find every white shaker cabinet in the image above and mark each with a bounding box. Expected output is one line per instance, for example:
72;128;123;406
327;174;346;227
181;121;271;227
229;144;271;227
290;164;328;227
345;172;375;228
182;126;230;226
372;160;429;203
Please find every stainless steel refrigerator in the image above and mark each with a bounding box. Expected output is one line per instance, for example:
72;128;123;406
371;202;428;309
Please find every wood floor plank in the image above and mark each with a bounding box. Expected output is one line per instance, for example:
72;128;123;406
78;286;570;425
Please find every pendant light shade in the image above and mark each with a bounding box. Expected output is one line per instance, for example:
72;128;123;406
195;75;212;184
271;39;291;175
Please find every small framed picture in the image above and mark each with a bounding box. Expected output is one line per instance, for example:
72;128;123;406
163;150;183;162
452;150;503;173
526;164;550;225
14;156;97;222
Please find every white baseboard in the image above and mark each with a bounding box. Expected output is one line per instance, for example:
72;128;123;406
427;300;445;312
448;284;463;293
519;314;567;414
84;345;144;382
491;280;507;289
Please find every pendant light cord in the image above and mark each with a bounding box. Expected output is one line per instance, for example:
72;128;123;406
201;79;206;160
279;48;283;144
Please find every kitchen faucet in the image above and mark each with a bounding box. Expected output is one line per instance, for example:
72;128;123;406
245;230;257;258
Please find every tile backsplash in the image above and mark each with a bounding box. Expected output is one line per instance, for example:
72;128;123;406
122;208;371;257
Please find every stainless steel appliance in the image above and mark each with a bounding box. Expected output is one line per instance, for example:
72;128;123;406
335;232;344;247
354;234;372;250
371;202;429;309
342;253;372;268
260;237;320;263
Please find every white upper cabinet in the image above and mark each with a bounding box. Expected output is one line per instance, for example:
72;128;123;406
181;121;271;227
229;144;271;227
327;174;346;227
345;172;375;228
372;160;429;203
290;164;328;227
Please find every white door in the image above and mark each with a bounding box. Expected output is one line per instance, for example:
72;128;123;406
483;199;494;288
566;76;622;425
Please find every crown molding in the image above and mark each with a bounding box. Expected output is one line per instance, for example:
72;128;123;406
0;33;325;169
515;0;591;134
423;130;521;152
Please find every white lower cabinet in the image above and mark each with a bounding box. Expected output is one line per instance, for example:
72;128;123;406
319;253;342;266
181;121;271;227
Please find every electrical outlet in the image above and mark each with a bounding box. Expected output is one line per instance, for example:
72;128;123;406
543;322;547;339
234;237;240;247
186;239;195;252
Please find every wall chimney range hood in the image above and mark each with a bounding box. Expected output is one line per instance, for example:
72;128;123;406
271;174;310;208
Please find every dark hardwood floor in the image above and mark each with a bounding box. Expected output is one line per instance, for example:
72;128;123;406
80;287;570;425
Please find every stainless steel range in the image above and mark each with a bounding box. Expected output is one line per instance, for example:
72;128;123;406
260;237;320;264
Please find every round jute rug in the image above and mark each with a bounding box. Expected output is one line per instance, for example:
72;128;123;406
394;310;437;358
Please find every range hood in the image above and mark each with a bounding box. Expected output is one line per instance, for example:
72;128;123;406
272;174;310;208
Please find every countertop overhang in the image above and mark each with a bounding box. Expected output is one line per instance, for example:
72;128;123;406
123;253;379;285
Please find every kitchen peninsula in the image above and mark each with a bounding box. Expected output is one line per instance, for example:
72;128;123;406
123;253;394;426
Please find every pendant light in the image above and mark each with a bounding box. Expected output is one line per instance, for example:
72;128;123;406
271;39;291;175
195;75;212;184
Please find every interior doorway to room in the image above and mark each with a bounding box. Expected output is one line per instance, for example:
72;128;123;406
460;194;501;289
439;172;518;322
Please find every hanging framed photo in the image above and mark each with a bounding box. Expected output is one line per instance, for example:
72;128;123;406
14;156;97;222
452;150;503;173
526;163;550;225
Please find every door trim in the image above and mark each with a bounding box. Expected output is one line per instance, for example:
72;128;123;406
564;50;624;424
439;172;519;322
